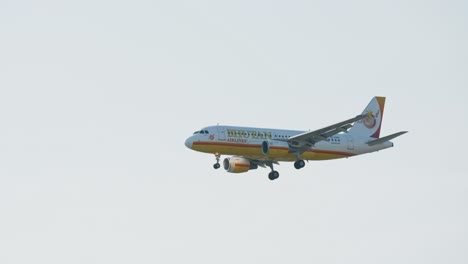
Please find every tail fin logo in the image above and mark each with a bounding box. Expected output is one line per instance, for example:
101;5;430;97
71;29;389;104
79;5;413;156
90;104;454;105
348;96;385;138
363;110;380;129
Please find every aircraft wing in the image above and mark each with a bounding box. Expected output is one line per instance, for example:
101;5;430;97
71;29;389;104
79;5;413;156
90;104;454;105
287;114;367;155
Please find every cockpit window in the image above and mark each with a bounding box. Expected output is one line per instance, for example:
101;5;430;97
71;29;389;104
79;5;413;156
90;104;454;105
194;129;210;135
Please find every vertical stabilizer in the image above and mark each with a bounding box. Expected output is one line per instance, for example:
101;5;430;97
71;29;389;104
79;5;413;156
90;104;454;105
348;96;385;138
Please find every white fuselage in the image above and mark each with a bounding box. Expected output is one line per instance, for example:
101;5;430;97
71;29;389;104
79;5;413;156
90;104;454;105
185;125;393;162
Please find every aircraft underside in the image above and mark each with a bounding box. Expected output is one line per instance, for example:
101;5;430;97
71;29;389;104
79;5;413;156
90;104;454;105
197;140;358;181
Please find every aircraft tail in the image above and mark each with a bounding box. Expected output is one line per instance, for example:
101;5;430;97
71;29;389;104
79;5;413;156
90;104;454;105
348;96;386;138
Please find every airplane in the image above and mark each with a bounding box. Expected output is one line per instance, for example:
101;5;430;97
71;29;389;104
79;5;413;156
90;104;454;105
184;96;407;180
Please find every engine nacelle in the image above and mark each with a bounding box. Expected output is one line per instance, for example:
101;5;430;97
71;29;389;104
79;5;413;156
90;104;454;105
223;157;257;173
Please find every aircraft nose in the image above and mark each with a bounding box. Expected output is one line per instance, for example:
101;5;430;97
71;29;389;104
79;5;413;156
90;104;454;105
184;137;193;149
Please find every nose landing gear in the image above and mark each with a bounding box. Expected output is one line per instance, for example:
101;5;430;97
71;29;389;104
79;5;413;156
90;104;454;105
213;153;221;169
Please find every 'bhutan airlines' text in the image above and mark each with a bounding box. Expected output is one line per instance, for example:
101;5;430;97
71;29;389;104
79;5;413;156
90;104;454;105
226;129;272;140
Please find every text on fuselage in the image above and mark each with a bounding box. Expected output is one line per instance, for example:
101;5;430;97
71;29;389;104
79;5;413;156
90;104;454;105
227;129;272;140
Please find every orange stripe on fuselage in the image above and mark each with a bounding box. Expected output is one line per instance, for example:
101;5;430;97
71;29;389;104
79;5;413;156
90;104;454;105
192;141;355;161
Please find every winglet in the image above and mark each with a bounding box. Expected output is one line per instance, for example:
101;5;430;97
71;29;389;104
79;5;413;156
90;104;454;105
367;131;408;146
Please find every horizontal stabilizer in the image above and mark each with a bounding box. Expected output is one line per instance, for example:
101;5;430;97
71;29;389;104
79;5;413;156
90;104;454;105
367;131;408;146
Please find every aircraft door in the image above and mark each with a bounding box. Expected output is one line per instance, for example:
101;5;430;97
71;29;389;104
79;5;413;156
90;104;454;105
346;135;354;150
217;126;226;141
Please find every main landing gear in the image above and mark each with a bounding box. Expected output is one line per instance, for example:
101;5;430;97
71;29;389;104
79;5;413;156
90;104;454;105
266;162;280;181
268;171;279;181
294;159;305;169
213;153;221;169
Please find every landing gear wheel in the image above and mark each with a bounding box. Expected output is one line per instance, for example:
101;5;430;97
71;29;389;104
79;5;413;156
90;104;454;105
294;160;305;169
213;163;220;169
268;171;279;181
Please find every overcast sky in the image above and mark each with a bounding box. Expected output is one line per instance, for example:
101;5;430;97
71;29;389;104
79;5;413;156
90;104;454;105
1;0;467;263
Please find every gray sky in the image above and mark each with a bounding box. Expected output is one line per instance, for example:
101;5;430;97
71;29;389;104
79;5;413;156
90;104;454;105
1;0;467;263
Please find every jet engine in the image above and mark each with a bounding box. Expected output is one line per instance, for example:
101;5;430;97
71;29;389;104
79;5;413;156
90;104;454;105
223;157;258;173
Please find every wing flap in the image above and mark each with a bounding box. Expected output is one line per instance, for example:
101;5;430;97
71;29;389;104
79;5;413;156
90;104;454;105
319;123;354;139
